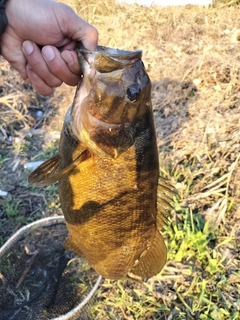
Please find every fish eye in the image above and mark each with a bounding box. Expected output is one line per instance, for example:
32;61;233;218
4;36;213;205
127;84;141;102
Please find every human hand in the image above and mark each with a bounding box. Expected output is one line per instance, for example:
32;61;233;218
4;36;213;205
1;0;98;96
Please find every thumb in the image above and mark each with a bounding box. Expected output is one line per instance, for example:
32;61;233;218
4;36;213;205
59;4;98;51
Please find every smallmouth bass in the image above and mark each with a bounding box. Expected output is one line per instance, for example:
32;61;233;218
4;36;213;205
28;43;176;281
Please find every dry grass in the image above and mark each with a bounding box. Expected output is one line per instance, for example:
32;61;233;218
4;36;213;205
59;0;240;215
0;0;240;319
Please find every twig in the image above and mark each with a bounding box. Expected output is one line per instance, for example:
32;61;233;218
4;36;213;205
15;251;39;289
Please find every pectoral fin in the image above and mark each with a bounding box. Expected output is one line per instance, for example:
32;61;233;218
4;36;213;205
128;231;167;281
28;149;91;187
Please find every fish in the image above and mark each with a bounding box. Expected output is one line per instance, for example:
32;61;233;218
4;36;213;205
28;42;176;281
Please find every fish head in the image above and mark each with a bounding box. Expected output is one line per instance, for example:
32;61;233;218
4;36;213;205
70;43;152;158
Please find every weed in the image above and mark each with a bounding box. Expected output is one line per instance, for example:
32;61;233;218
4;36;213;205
0;196;21;218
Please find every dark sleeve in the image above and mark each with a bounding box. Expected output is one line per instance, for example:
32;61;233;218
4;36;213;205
0;0;8;54
0;0;8;36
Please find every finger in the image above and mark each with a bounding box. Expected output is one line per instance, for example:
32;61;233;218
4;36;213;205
61;49;82;76
59;5;98;51
59;41;76;52
22;40;62;88
26;64;55;96
75;24;98;52
42;46;80;86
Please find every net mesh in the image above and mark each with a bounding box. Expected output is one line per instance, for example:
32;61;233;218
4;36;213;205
0;217;101;320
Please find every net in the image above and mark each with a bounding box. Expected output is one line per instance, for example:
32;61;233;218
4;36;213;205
0;216;102;320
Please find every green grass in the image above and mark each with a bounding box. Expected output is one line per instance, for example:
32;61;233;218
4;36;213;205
0;196;21;218
30;139;59;160
163;204;237;319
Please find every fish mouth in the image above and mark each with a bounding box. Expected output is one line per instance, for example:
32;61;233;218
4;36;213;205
76;42;142;74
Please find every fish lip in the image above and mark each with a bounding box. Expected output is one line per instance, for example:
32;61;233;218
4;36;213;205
76;42;143;74
76;42;142;60
96;45;142;64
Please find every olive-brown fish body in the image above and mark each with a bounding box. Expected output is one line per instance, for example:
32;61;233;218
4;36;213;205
28;44;175;280
59;109;164;279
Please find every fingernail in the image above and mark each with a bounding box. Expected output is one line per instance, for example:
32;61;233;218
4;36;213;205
23;41;34;55
42;46;55;61
61;50;73;63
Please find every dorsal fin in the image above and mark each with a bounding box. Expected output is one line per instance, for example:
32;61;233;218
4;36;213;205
157;176;178;228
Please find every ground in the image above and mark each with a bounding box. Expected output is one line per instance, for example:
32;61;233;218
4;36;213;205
0;1;239;319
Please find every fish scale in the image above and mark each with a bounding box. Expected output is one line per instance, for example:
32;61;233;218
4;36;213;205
28;43;176;281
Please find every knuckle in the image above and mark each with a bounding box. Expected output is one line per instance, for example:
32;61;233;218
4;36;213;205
88;25;99;39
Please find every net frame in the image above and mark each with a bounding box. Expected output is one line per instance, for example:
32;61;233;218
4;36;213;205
0;216;102;320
